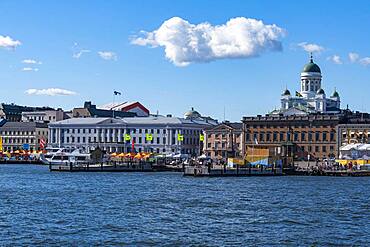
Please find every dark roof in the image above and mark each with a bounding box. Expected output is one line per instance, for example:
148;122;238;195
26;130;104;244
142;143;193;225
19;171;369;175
0;103;54;115
282;89;291;96
76;101;136;118
0;122;48;131
302;58;321;73
317;88;325;95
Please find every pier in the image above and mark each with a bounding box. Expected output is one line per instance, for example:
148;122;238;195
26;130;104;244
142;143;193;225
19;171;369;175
48;161;183;172
184;164;283;177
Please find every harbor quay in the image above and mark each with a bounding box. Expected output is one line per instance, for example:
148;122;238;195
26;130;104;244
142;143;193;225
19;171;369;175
0;58;370;175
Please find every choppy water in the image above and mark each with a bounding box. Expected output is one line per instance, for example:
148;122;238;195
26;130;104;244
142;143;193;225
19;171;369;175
0;164;369;246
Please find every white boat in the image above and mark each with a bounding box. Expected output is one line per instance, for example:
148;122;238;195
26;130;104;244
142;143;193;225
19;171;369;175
40;147;91;165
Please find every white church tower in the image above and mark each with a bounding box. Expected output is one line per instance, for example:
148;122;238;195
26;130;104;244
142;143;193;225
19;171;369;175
273;54;341;116
300;54;322;99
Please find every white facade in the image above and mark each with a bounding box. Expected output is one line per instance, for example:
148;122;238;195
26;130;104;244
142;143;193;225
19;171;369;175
22;109;65;123
273;57;341;116
48;116;216;155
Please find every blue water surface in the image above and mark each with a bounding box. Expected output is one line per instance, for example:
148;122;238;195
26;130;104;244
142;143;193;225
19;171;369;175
0;164;369;246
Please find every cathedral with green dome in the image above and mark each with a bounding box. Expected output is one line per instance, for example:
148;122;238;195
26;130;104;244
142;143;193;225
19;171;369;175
271;55;341;116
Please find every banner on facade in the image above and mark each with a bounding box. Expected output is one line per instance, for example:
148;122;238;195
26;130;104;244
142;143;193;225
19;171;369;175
199;134;204;142
0;136;2;152
146;133;153;141
124;134;131;141
177;134;184;141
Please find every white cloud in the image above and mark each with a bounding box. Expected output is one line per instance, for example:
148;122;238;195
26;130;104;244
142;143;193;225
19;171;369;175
98;51;118;60
25;88;77;96
22;67;39;72
327;55;342;64
73;49;91;59
348;52;359;63
0;35;21;49
22;59;42;64
359;57;370;66
131;16;285;66
297;42;324;53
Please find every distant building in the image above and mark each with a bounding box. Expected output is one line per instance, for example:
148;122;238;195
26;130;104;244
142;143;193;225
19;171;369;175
270;56;340;116
0;103;54;122
48;115;216;155
183;107;218;125
21;108;65;123
203;122;243;159
0;122;48;152
72;101;136;118
99;101;150;117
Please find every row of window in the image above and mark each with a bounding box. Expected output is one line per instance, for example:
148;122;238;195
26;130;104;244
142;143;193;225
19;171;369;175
64;136;201;145
247;131;336;143
1;138;38;144
299;145;335;153
0;131;38;136
60;128;202;136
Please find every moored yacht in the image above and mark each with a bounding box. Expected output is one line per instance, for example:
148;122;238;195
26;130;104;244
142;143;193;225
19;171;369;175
40;147;91;165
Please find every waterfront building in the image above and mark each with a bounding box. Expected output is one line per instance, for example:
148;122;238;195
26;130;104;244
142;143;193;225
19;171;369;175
72;101;136;118
99;101;150;117
203;122;243;159
21;108;66;123
0;122;48;151
242;114;340;162
0;103;54;122
243;111;370;162
336;116;370;153
338;143;370;160
270;55;340;116
48;115;216;155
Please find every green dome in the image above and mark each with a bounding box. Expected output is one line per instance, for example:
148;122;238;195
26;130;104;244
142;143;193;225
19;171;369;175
302;58;321;73
332;90;339;97
317;88;325;95
282;89;291;96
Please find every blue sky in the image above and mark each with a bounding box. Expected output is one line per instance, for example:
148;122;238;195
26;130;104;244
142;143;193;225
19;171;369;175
0;0;369;121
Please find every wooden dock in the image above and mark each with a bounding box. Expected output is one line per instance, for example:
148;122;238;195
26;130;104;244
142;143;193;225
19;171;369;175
49;161;183;172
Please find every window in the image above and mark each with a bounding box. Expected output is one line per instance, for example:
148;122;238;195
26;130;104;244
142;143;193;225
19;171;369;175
139;137;142;143
330;132;335;141
280;132;284;141
323;132;327;141
273;132;277;142
315;146;320;152
157;137;160;144
315;132;320;141
301;132;306;141
163;137;166;144
322;146;327;152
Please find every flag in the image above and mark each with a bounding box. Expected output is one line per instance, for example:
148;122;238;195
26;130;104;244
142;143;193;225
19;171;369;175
177;134;184;141
114;91;121;95
295;91;302;97
254;138;259;145
0;136;3;152
39;138;46;149
146;133;153;141
124;134;131;141
199;134;204;142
